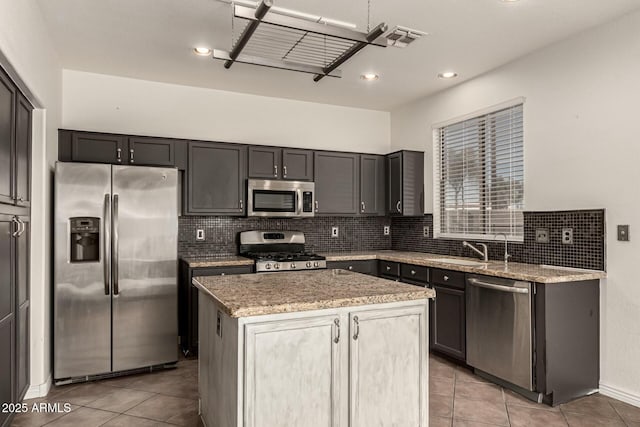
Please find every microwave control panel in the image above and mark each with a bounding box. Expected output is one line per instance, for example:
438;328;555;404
302;192;313;213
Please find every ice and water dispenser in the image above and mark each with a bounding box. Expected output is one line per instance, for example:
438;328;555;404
69;217;100;263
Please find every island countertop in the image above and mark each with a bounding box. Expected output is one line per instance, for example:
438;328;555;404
193;269;435;318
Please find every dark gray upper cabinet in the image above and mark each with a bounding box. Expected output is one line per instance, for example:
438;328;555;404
187;141;247;215
282;149;313;181
127;137;175;167
360;154;385;215
386;150;424;216
248;146;281;179
248;147;313;181
314;151;359;215
61;130;127;164
0;71;16;206
15;94;31;207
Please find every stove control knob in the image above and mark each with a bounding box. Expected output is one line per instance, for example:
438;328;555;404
306;262;312;268
314;261;319;267
265;263;272;270
291;263;296;269
274;263;280;270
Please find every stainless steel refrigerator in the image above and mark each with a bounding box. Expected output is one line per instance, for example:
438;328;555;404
54;162;178;382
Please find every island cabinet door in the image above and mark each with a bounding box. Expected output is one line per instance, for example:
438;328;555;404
349;305;428;427
244;315;342;427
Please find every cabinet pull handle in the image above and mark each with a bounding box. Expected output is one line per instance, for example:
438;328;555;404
411;270;416;275
396;200;401;213
444;275;449;281
386;266;391;271
315;200;319;212
352;316;360;340
283;165;287;177
19;218;25;237
130;148;134;163
11;217;20;237
274;165;278;177
240;200;243;211
348;266;353;270
361;201;365;212
116;148;122;162
334;318;340;343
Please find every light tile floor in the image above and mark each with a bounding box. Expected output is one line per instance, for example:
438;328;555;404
11;353;640;426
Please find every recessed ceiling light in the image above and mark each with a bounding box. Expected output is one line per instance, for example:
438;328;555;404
438;71;458;79
360;73;379;81
500;0;520;2
194;47;212;56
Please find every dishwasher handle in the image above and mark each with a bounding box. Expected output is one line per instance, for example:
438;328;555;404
467;278;529;294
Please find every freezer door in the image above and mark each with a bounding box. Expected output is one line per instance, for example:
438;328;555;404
112;166;178;371
54;162;112;379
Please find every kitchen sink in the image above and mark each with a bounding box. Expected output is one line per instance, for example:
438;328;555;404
427;258;488;267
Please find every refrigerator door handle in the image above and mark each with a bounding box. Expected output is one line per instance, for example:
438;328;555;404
112;194;119;295
103;194;111;295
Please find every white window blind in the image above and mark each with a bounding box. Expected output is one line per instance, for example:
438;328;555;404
433;103;524;241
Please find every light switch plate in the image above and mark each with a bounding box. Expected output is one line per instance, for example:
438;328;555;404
562;228;574;245
196;229;205;241
535;228;549;244
331;226;339;238
618;225;630;241
383;226;390;236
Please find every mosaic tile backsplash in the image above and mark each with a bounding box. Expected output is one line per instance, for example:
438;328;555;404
179;209;605;271
391;210;605;271
179;216;392;256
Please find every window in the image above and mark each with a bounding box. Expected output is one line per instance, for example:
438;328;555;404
433;100;524;241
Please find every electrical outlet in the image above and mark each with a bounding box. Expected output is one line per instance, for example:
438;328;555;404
383;226;390;236
535;228;549;244
331;226;339;238
618;225;630;241
562;228;574;245
423;226;429;238
196;229;205;241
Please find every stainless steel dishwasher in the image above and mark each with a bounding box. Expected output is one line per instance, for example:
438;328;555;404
466;274;534;391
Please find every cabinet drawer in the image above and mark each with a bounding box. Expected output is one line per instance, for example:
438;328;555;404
327;260;377;276
430;269;465;290
379;260;399;277
400;264;428;283
192;265;254;277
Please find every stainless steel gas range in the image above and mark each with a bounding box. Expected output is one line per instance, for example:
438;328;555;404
239;230;326;272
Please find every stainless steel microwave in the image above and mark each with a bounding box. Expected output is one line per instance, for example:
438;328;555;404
247;179;315;218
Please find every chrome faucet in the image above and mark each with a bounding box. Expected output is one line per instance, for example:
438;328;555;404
462;241;488;262
495;233;511;264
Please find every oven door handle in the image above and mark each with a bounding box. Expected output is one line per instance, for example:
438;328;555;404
468;278;529;294
296;189;303;215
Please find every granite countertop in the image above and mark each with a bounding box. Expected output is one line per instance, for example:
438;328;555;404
193;269;435;318
181;255;254;268
320;250;606;284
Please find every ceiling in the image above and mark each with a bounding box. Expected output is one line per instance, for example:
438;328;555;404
37;0;640;111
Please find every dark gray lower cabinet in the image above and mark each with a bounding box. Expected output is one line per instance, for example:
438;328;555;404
430;268;466;361
186;142;247;215
179;262;254;355
327;260;378;276
15;216;29;401
314;152;359;215
360;155;385;215
0;317;13;427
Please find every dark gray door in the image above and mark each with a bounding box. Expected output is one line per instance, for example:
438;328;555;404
0;215;15;426
360;155;385;215
430;285;466;361
0;71;15;205
15;93;31;207
127;137;175;166
387;152;402;215
282;149;313;181
248;146;280;179
71;132;126;164
314;152;359;215
188;142;247;215
15;216;28;400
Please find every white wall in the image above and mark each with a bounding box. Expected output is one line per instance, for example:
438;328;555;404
391;10;640;404
62;70;391;154
0;0;62;397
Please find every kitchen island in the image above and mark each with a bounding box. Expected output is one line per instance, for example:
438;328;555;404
193;269;435;427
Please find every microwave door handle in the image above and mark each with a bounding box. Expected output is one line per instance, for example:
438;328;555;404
297;189;303;215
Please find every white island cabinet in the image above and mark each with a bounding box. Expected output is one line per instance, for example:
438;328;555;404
194;269;434;427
